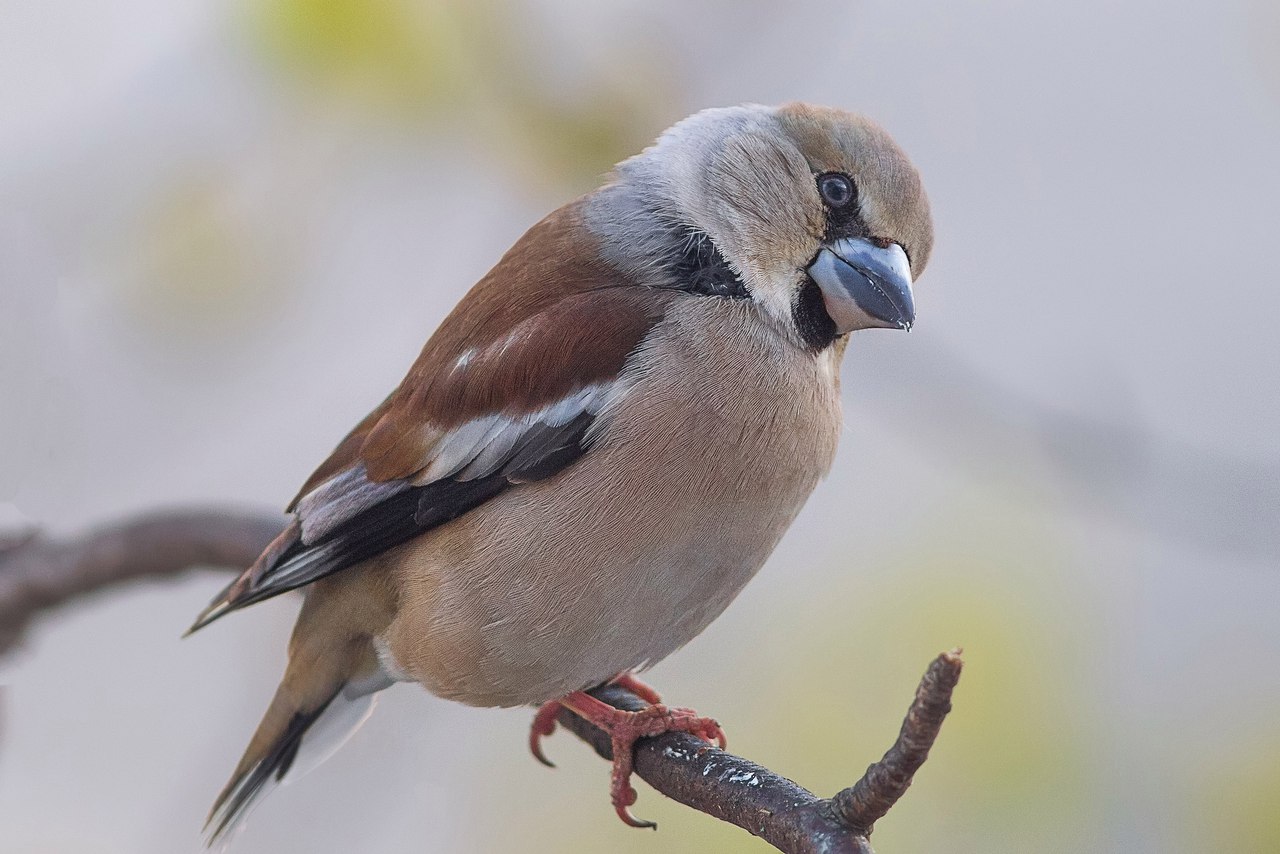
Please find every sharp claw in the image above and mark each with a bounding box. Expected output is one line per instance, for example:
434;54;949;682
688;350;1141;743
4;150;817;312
615;803;658;830
529;701;561;768
530;735;556;768
696;716;727;750
611;776;656;829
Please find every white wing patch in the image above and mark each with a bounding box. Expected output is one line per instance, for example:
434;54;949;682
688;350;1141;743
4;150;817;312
414;382;611;484
295;464;410;544
293;382;613;545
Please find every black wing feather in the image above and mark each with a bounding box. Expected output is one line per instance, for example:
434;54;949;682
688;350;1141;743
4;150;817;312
187;414;593;633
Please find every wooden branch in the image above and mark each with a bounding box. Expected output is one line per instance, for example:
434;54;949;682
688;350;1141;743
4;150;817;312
0;508;282;655
0;508;961;852
557;652;961;853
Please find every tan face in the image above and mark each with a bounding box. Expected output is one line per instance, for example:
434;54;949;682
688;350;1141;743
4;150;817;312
587;103;933;348
774;103;933;275
664;104;932;343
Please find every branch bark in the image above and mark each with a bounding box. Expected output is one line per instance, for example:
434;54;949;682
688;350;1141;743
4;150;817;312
0;508;961;852
0;508;282;655
559;652;961;853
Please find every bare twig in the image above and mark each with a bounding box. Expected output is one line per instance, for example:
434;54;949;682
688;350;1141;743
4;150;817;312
0;508;961;852
0;508;282;655
558;652;962;853
827;651;961;834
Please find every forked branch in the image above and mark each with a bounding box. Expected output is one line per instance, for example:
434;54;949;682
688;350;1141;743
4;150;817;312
0;508;961;852
558;652;962;853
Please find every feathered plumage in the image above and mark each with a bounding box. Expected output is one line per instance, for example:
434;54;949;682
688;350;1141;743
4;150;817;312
193;102;933;840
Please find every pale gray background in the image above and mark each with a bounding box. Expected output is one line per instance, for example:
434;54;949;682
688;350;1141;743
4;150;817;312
2;1;1278;851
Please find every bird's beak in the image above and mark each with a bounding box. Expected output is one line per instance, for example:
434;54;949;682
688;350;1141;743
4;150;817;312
806;237;915;332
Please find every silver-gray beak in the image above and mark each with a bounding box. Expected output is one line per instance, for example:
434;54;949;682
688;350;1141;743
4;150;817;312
806;237;915;332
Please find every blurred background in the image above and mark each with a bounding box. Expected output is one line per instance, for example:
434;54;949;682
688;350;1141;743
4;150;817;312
2;0;1278;851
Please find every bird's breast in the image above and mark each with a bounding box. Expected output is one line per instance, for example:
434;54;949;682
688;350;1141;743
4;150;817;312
383;297;844;706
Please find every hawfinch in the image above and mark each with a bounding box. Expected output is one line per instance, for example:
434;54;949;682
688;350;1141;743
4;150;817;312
190;102;933;838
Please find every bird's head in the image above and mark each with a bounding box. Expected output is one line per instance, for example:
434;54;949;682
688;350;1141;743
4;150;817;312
587;102;933;350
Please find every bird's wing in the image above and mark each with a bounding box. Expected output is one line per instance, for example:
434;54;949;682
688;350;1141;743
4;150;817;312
189;206;672;632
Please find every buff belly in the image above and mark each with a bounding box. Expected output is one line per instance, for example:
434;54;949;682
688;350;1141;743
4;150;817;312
378;298;844;707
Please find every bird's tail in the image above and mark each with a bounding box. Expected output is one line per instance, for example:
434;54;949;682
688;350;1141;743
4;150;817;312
205;591;394;844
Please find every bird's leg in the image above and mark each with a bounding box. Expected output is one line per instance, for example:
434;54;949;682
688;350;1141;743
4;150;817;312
533;688;726;828
607;673;726;745
527;671;663;767
609;671;663;704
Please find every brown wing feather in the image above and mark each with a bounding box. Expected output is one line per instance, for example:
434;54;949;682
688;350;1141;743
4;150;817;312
360;202;663;481
287;396;393;511
289;201;664;490
188;199;672;633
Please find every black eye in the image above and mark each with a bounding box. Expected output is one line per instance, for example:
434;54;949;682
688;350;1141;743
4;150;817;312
817;172;856;208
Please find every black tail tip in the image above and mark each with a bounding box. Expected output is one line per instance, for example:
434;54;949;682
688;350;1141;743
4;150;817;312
204;701;335;844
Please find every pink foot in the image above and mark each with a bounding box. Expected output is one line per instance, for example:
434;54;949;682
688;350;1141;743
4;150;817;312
527;671;681;769
609;671;664;705
556;690;726;828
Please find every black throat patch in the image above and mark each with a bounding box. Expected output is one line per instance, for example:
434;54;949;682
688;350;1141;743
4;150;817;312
792;276;839;351
669;231;749;299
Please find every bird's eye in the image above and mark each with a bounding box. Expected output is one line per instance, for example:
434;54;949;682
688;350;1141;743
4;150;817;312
817;173;856;208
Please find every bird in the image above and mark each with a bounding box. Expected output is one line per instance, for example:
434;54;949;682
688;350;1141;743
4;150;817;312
188;101;933;840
